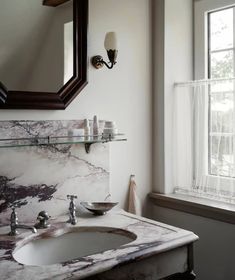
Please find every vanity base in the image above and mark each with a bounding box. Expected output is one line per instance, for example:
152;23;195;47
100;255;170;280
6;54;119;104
85;244;195;280
162;271;196;280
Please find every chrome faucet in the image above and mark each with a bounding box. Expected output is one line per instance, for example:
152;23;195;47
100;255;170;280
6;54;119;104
8;208;37;236
67;195;77;225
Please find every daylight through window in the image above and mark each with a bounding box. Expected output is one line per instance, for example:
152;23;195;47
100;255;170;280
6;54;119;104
208;7;235;178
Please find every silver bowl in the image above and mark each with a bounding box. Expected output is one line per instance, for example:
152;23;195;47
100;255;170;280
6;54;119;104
80;202;118;215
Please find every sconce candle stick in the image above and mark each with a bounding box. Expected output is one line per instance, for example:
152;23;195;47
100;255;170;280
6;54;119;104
92;32;118;69
0;82;8;104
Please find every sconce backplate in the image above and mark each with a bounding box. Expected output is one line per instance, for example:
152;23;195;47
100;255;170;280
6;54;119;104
91;56;104;69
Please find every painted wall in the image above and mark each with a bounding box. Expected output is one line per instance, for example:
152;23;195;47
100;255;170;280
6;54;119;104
151;205;235;280
0;0;152;213
152;0;194;194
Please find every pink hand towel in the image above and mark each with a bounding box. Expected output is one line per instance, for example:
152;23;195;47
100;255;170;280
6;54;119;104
128;175;142;216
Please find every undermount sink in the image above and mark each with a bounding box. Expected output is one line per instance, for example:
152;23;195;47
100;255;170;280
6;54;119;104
13;227;137;266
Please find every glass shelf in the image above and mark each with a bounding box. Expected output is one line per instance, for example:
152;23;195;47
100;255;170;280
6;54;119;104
0;134;127;153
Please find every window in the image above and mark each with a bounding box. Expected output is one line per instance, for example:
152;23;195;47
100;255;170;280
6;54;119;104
173;3;235;203
208;7;235;178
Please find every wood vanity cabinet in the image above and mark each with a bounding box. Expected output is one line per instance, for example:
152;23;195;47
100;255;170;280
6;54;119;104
85;243;196;280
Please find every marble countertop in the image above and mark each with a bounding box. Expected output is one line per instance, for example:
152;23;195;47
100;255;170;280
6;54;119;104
0;210;198;280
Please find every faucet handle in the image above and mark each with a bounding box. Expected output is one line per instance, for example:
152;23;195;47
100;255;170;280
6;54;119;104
67;195;78;201
67;195;77;225
10;208;18;224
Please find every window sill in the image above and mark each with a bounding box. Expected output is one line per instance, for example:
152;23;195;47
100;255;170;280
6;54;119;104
149;192;235;225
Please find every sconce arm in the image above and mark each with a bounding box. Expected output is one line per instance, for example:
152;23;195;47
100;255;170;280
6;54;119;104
102;60;115;69
91;55;116;69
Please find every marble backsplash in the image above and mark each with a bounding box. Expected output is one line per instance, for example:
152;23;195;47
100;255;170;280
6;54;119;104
0;120;109;225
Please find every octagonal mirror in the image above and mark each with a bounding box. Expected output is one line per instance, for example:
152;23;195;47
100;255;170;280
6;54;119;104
0;0;88;109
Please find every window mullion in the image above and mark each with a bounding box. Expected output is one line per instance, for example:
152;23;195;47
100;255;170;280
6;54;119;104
208;12;211;176
233;7;235;176
211;47;235;54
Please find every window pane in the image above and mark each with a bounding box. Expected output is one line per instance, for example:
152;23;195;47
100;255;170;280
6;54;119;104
208;7;235;179
210;51;233;78
211;81;234;93
210;93;234;133
210;135;234;177
210;8;233;51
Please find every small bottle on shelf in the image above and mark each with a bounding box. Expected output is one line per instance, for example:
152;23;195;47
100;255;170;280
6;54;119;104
93;115;99;140
84;119;91;141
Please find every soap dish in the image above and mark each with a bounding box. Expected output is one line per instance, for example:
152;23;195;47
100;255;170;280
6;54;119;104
80;202;118;215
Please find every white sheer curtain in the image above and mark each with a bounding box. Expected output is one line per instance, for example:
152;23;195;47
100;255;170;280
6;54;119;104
173;78;235;204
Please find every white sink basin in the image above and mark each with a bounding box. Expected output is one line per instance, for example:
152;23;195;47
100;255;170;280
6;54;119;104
13;227;136;266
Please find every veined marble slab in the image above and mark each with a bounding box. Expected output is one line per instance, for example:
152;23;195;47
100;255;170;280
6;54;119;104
0;120;109;225
0;210;198;280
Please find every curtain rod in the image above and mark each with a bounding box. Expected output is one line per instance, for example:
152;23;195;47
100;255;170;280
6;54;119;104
174;77;235;87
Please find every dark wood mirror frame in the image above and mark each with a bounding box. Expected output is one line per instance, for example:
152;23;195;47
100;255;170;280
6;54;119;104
0;0;88;110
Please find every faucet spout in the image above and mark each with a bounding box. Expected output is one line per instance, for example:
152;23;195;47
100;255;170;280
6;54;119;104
16;225;37;233
8;208;37;236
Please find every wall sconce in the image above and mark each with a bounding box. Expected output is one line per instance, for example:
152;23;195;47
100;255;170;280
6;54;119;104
92;32;118;69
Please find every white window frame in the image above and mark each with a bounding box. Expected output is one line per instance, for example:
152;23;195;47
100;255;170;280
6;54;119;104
207;6;235;179
194;0;235;197
194;0;235;80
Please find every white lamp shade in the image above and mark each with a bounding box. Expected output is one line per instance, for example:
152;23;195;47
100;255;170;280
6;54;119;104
104;32;117;50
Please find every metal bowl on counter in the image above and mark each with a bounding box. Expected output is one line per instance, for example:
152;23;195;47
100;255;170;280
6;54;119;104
80;202;118;215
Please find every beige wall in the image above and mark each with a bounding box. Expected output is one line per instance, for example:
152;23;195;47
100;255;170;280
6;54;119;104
152;0;194;194
0;0;152;212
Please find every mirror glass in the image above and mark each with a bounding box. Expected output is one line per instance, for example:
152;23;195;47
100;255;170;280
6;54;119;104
0;0;73;93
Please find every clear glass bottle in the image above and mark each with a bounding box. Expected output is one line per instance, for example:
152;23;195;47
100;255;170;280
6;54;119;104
84;119;90;141
93;115;99;140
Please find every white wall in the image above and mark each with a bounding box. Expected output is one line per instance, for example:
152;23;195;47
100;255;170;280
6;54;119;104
151;205;235;280
153;0;194;194
0;0;152;213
